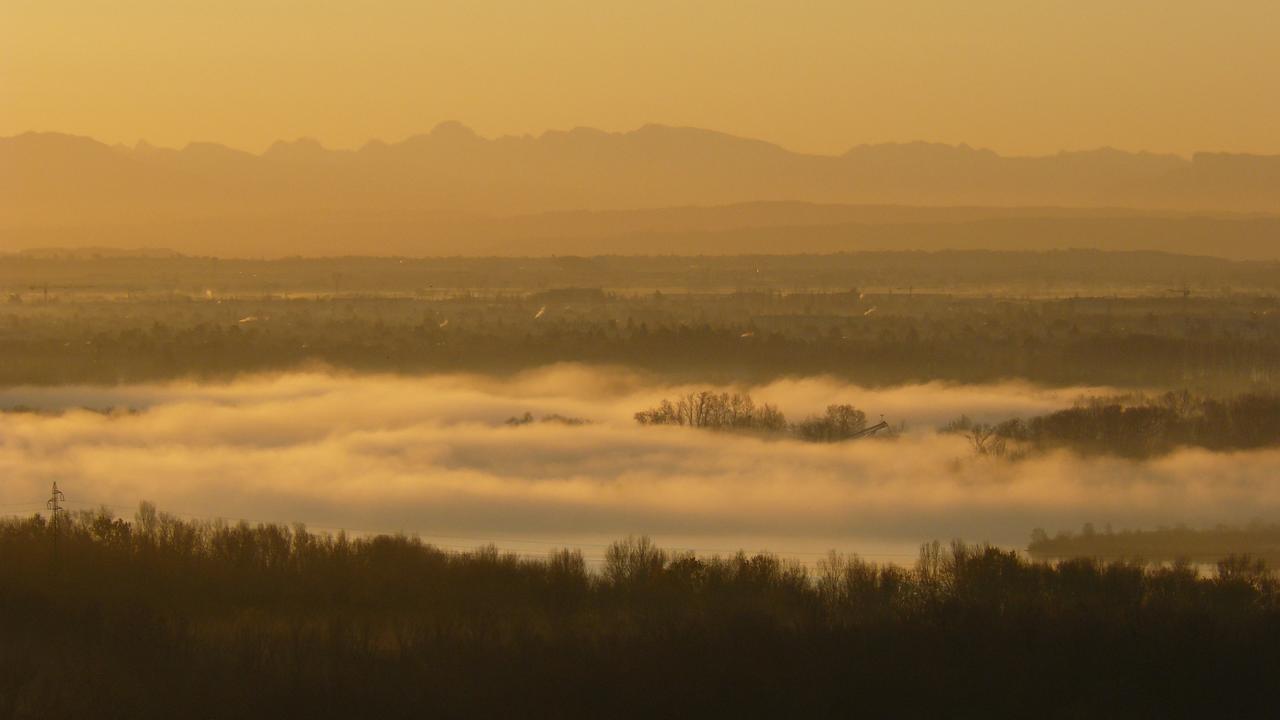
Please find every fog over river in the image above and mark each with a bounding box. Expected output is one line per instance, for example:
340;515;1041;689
2;366;1275;563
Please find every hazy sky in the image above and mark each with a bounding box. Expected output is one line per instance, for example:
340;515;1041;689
4;0;1278;156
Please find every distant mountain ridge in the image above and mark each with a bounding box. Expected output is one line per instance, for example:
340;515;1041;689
2;123;1279;257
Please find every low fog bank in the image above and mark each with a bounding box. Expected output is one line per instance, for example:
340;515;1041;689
1;366;1274;557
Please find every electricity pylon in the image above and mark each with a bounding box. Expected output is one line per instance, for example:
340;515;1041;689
47;481;66;566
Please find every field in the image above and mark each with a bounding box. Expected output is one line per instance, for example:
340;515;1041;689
3;252;1280;392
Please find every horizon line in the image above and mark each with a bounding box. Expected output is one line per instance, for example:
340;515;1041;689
10;122;1278;162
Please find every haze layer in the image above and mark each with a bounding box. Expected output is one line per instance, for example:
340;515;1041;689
4;369;1276;559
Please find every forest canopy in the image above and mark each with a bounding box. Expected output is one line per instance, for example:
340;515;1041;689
1;505;1277;717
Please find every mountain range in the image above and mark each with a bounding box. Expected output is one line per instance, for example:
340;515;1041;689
3;123;1279;257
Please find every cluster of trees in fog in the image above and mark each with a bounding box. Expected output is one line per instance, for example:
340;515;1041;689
504;411;589;426
634;391;885;442
2;505;1277;717
634;391;788;432
627;389;1280;456
1029;521;1280;566
944;391;1280;459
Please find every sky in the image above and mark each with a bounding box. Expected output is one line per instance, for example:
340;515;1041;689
3;0;1279;156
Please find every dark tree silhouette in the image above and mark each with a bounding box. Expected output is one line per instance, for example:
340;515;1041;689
1;505;1278;718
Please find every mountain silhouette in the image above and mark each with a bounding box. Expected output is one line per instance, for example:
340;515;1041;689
2;124;1278;257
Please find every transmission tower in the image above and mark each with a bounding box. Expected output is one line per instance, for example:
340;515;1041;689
47;481;66;564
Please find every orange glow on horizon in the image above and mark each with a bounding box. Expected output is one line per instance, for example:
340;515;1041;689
3;0;1279;156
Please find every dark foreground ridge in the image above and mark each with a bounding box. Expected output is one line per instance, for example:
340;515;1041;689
2;506;1277;718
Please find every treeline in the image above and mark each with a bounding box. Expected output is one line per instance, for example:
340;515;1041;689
945;391;1280;458
2;506;1278;717
1029;522;1280;566
634;391;885;442
5;251;1279;296
1;291;1279;392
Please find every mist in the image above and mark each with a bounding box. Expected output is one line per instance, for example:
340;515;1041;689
2;365;1275;561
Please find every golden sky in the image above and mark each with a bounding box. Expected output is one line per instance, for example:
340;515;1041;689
4;0;1278;156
